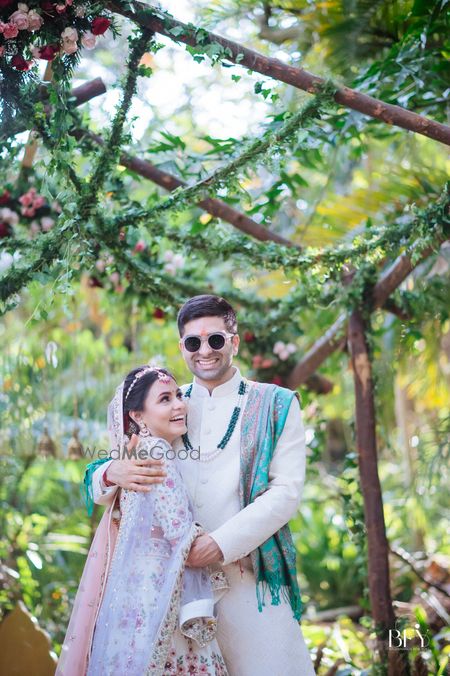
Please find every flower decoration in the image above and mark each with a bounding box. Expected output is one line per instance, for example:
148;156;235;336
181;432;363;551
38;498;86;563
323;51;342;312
0;184;61;238
0;1;114;74
162;249;185;276
273;340;297;361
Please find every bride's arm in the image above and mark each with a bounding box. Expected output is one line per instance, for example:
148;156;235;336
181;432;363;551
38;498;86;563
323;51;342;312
92;460;118;506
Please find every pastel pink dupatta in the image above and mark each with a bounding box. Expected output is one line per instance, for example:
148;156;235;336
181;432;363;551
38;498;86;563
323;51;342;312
56;498;119;676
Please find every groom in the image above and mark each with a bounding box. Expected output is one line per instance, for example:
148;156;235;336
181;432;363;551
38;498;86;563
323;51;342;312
89;294;315;675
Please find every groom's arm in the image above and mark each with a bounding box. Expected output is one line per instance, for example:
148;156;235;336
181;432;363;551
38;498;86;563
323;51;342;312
91;451;168;506
208;396;307;567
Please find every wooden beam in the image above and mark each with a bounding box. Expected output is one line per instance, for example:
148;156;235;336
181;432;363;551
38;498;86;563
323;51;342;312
286;237;449;388
107;1;450;147
73;128;298;248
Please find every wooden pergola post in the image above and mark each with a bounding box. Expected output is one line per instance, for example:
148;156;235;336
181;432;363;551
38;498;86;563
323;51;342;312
347;307;399;668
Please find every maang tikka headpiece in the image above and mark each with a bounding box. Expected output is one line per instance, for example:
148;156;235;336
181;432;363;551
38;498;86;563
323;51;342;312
125;366;172;401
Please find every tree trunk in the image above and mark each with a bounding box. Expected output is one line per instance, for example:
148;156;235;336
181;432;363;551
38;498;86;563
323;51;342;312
347;309;400;670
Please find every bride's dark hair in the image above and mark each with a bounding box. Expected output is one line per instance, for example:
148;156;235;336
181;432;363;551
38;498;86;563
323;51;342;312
122;366;176;436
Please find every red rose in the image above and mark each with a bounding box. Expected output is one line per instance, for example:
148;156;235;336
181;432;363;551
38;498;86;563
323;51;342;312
153;308;165;320
40;1;55;11
272;375;283;385
0;0;14;8
243;330;255;342
0;190;11;205
11;54;32;71
88;276;103;288
91;16;111;35
39;44;59;60
0;222;12;238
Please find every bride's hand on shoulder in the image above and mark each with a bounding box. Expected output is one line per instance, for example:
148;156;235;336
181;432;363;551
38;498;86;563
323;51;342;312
106;434;168;492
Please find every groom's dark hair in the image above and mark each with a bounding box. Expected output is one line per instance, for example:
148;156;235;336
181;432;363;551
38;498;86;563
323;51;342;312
177;295;237;336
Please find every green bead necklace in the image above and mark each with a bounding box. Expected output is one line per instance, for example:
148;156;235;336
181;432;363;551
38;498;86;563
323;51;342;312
182;379;248;463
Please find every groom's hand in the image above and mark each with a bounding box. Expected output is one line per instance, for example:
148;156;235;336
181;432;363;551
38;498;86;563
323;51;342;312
185;535;224;567
105;434;167;492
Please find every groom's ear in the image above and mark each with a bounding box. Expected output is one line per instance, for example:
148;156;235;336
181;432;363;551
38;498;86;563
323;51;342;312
232;334;240;355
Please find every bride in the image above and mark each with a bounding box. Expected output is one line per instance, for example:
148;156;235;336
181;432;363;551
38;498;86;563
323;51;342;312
57;365;229;676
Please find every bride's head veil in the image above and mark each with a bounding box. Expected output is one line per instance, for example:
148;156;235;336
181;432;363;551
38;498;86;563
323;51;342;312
107;380;127;454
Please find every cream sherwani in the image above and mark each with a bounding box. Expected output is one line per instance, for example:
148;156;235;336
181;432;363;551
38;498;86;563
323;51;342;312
92;368;315;675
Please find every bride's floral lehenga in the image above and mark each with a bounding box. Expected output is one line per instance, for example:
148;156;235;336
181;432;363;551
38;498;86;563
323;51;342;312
57;381;229;676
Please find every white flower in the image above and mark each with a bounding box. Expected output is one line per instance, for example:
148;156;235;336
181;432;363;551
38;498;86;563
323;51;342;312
81;30;96;50
172;253;184;268
62;39;78;55
45;341;58;368
61;27;78;42
273;341;285;355
17;3;29;10
0;251;21;274
75;5;86;17
163;250;174;262
95;259;106;273
286;343;297;355
163;262;176;276
0;207;19;225
278;349;291;361
40;216;54;231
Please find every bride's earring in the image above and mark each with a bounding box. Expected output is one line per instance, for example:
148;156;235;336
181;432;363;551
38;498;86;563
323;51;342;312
139;421;151;437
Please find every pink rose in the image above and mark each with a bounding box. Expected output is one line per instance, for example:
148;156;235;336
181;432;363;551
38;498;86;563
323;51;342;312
33;195;45;209
27;10;44;31
81;30;96;50
2;22;19;39
19;191;34;206
133;239;146;253
252;355;263;368
21;206;36;217
9;10;29;30
261;358;274;369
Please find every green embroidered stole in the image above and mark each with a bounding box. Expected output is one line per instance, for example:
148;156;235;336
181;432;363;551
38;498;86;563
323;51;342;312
83;457;110;516
240;382;304;621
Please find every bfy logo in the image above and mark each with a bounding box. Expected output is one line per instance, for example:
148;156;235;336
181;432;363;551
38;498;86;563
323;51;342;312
388;623;429;650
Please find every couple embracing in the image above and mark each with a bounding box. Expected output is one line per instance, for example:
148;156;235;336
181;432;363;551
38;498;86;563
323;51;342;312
57;294;315;675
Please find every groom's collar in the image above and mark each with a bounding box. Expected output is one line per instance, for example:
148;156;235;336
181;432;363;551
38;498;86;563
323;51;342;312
189;366;243;398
